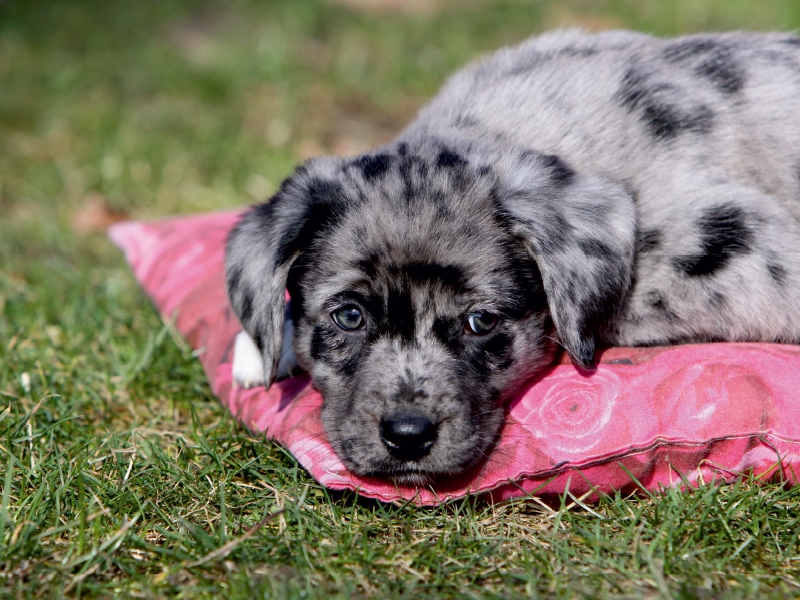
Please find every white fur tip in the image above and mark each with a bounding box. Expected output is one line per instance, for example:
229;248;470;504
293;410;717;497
232;331;266;388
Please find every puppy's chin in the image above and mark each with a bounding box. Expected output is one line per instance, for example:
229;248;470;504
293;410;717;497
360;464;470;486
365;454;496;485
373;470;436;486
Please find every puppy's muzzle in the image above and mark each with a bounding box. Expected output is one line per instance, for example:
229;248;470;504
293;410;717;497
379;413;439;462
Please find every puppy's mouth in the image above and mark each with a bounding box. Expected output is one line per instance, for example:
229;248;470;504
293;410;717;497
360;450;491;485
361;462;466;485
370;468;437;486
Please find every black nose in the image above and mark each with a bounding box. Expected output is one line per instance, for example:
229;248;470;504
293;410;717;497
380;415;438;461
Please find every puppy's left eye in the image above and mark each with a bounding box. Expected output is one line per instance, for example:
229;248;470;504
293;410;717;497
332;305;365;331
464;312;498;335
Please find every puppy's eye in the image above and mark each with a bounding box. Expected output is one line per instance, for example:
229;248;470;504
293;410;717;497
464;312;498;335
332;306;365;331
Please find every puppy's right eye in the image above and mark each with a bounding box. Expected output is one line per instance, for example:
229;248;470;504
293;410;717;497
464;312;498;335
332;306;365;331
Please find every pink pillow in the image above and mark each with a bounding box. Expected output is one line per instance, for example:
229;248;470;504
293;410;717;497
109;210;800;505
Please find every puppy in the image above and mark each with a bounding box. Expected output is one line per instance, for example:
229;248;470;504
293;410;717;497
226;30;800;482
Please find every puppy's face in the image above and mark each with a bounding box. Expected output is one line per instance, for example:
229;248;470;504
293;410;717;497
288;175;554;481
226;138;637;481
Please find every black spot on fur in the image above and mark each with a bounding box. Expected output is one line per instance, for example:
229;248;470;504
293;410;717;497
663;38;719;62
238;290;253;325
386;288;415;342
459;221;480;238
396;153;431;202
508;204;573;256
783;36;800;48
436;149;468;169
695;51;745;95
250;196;277;222
354;250;381;280
618;68;653;109
559;244;632;367
353;154;392;180
579;262;628;326
645;290;678;321
663;38;745;94
398;157;415;202
309;327;330;363
471;332;514;379
226;264;243;294
310;325;364;377
391;377;428;404
346;258;475;343
710;291;727;308
434;319;515;380
673;205;752;277
578;238;614;261
540;154;575;186
510;256;549;316
272;178;349;267
546;212;575;251
618;67;714;141
453;114;479;128
637;229;662;254
647;291;665;310
432;316;462;355
429;190;451;218
560;46;599;58
404;262;469;291
647;104;714;141
767;261;787;285
567;334;596;370
519;151;575;186
253;331;265;352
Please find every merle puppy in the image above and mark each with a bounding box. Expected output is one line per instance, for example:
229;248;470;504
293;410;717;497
226;30;800;483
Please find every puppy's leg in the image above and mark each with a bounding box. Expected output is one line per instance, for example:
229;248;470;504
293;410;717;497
232;303;300;388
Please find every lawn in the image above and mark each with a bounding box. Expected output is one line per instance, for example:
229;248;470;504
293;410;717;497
2;0;800;597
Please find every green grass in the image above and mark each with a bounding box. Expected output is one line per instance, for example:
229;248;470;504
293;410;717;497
2;0;800;597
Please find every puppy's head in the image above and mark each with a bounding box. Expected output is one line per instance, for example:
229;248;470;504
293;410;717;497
226;138;636;482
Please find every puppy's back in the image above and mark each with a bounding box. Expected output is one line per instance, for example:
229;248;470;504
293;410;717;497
405;29;800;207
402;30;800;347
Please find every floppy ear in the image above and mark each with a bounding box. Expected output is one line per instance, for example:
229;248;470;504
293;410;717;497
497;152;637;369
225;157;347;386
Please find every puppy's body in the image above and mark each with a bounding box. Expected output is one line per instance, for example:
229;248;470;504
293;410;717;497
409;29;800;345
227;30;800;482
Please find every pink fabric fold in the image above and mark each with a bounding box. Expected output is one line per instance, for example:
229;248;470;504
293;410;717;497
110;210;800;505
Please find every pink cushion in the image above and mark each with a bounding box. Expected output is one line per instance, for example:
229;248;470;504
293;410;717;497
109;210;800;505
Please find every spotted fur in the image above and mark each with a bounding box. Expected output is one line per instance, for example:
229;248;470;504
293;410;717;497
226;29;800;482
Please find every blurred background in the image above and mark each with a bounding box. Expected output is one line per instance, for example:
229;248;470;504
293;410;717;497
3;0;800;241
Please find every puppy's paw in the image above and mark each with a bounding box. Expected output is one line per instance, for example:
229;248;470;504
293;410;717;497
232;331;266;388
